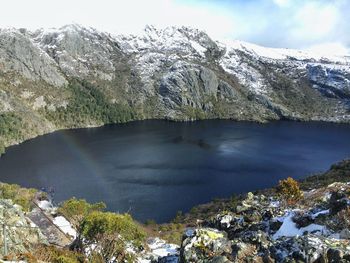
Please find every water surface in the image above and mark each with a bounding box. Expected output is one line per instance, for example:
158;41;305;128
0;120;349;222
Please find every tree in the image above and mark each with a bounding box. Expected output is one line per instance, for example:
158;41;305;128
277;177;303;204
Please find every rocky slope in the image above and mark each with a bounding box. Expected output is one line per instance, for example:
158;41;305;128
178;182;350;263
1;24;350;151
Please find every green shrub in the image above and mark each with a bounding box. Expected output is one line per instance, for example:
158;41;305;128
0;183;37;211
82;211;145;246
58;198;106;229
81;211;146;262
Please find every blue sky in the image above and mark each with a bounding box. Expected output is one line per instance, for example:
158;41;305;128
0;0;349;54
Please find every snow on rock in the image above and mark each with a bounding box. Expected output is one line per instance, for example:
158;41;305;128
37;200;53;211
137;237;179;262
311;209;329;219
222;39;350;64
269;200;280;208
147;238;179;258
273;211;328;240
53;216;77;238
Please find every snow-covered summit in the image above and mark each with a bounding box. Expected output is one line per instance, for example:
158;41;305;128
26;23;350;67
114;24;218;60
222;39;350;65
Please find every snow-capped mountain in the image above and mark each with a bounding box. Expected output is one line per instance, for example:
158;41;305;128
0;24;349;148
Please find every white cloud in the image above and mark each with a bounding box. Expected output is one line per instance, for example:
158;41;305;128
307;42;350;56
0;0;233;39
273;0;291;7
0;0;348;53
292;2;339;39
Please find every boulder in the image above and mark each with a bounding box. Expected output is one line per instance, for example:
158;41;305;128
329;192;348;215
180;228;232;263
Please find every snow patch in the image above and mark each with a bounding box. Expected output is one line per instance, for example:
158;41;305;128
147;238;179;258
273;211;327;240
38;200;53;211
311;209;329;219
53;216;77;238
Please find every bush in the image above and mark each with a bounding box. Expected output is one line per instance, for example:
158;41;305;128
31;245;84;263
81;211;146;262
277;177;303;204
58;198;106;229
81;211;146;246
0;183;37;211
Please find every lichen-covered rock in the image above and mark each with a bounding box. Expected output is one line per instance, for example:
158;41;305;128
181;183;350;263
180;228;232;263
0;199;47;257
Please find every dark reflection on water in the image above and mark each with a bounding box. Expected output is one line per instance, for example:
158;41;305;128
0;120;350;222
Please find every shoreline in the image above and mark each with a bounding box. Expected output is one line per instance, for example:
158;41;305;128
2;116;350;157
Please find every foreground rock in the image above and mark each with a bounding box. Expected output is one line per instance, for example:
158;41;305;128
179;182;350;262
0;199;47;257
181;228;232;262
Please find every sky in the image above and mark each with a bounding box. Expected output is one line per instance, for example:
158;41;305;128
0;0;349;55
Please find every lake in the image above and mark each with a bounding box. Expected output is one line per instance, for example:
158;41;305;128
0;120;350;222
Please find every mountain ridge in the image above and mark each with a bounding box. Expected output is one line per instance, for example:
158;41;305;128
0;24;350;153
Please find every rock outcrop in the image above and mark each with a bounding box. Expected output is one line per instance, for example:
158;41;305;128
177;182;350;263
0;199;47;257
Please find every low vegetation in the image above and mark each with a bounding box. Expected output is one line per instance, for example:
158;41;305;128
58;197;106;230
58;197;145;262
0;183;37;211
81;211;146;262
300;159;350;189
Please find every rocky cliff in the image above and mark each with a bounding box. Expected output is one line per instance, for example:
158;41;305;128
0;24;350;151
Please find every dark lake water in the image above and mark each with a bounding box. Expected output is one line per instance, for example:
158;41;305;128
0;120;350;222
